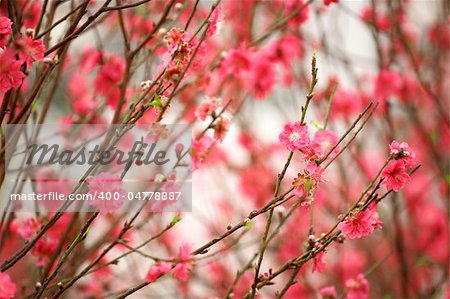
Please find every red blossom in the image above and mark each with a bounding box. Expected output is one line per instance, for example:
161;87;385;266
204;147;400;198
0;16;12;48
338;209;381;239
0;272;16;298
16;36;45;69
0;49;26;92
381;160;411;192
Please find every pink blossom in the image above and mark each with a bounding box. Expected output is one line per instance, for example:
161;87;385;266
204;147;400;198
245;52;276;99
312;251;326;273
213;117;230;142
16;36;45;69
173;244;193;282
361;7;391;32
192;136;213;170
293;163;325;199
239;165;274;207
381;160;411;192
338;209;380;239
207;8;222;37
14;217;40;240
0;49;26;93
126;14;154;41
161;27;197;76
195;96;222;121
19;0;41;29
311;130;340;159
389;140;416;167
0;272;16;298
0;16;12;48
323;0;339;6
279;121;310;152
81;280;103;298
177;243;192;261
320;286;338;299
80;48;102;72
345;274;369;299
88;172;126;212
145;262;172;283
33;237;59;266
284;0;310;27
374;69;403;101
94;55;125;107
329;88;365;120
428;23;450;50
221;44;253;76
266;34;303;68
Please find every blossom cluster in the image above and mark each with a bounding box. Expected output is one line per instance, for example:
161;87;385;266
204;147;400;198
0;0;447;298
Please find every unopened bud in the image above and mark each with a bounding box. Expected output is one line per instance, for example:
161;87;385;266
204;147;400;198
175;143;184;158
158;28;167;36
140;80;152;92
174;2;183;11
43;57;53;64
25;28;35;37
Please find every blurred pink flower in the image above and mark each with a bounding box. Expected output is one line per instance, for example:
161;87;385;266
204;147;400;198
320;286;337;298
213;117;230;142
146;262;172;283
323;0;339;6
345;274;369;299
221;44;253;77
173;244;193;282
94;55;125;107
195;96;221;121
313;251;326;273
245;52;276;99
192;136;213;170
0;272;16;298
374;69;403;101
0;16;12;48
311;130;340;159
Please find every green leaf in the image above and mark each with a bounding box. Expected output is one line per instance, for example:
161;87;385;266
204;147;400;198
150;95;163;108
170;215;182;226
304;179;313;191
244;219;254;229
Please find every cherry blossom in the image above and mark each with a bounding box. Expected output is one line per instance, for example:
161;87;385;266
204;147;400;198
338;209;381;239
0;16;12;48
381;160;411;192
16;36;45;69
173;244;193;282
0;49;25;92
146;262;172;283
279;121;310;152
0;272;16;298
345;274;369;299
